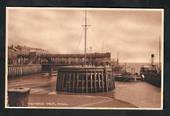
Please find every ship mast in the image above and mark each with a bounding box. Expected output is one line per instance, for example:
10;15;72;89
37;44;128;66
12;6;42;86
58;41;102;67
159;36;161;70
84;10;88;66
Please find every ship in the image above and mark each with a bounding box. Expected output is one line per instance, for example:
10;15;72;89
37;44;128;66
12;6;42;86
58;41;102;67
113;73;136;82
140;54;161;87
112;58;139;82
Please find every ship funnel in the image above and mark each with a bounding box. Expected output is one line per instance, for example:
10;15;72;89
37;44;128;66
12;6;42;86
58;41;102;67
151;54;155;66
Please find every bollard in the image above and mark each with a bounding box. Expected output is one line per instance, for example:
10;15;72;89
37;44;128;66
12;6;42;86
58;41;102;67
8;88;30;107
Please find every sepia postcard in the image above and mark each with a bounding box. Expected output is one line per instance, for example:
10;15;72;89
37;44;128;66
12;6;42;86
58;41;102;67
5;7;164;110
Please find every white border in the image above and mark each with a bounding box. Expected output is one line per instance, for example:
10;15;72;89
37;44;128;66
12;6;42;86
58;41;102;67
5;7;164;110
5;7;8;109
161;9;164;110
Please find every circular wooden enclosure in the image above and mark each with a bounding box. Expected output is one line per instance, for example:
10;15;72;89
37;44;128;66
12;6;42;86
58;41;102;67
56;66;115;93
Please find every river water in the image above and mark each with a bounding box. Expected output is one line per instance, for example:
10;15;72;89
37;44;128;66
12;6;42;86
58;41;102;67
8;73;162;108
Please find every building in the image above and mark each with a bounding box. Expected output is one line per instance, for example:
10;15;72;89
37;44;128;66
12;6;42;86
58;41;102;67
41;52;111;66
8;45;48;65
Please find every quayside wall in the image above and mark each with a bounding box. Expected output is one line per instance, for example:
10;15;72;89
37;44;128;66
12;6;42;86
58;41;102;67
8;64;42;77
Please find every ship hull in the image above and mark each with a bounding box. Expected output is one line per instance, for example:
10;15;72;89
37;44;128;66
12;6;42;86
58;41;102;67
140;65;161;88
113;73;136;82
143;74;161;87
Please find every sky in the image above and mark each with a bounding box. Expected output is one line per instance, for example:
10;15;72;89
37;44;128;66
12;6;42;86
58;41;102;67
7;8;163;63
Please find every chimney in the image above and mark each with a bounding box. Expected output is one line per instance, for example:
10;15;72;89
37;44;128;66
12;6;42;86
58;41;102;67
151;54;154;66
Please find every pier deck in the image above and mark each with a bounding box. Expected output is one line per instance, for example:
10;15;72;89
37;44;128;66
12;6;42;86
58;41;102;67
7;73;161;108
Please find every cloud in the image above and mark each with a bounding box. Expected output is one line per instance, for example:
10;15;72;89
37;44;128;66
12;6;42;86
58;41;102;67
7;8;163;62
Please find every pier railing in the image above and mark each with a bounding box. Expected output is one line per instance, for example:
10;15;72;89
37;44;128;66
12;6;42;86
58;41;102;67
8;64;42;77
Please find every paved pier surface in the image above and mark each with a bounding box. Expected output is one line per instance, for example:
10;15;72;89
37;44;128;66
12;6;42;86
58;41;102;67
8;73;161;108
8;73;56;94
28;94;136;108
114;82;161;108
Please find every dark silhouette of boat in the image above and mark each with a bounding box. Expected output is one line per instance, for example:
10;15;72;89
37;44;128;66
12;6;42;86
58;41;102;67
140;65;161;87
140;54;161;87
114;72;136;82
112;60;139;82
